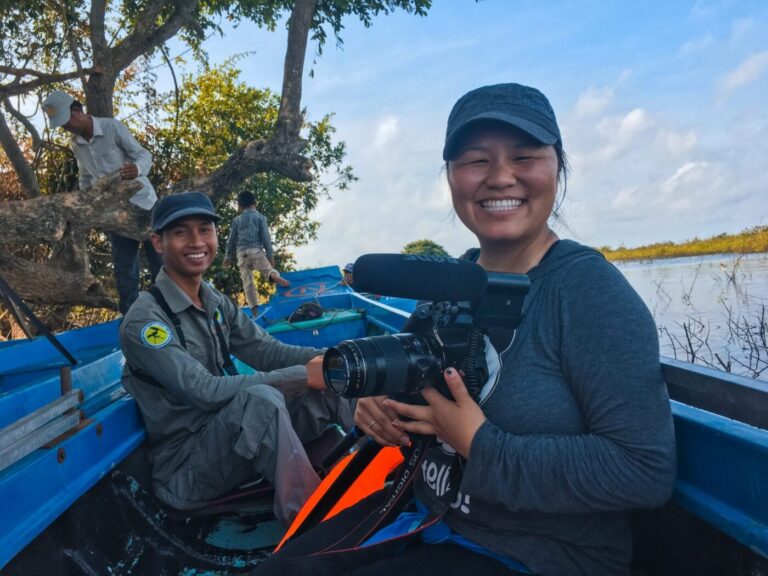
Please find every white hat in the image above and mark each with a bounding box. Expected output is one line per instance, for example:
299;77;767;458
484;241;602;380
42;90;75;129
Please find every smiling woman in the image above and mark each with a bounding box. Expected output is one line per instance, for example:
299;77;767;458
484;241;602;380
256;83;677;576
446;121;560;271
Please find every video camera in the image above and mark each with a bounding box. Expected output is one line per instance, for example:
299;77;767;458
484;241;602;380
322;254;530;401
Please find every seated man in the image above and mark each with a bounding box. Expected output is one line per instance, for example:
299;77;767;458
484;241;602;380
119;191;353;526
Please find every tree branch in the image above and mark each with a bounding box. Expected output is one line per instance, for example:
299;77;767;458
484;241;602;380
0;253;116;308
172;137;313;205
3;96;43;152
0;66;101;97
0;107;41;198
111;0;200;72
1;173;145;242
59;1;89;93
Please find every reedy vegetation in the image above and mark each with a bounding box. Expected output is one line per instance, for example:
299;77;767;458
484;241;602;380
598;226;768;261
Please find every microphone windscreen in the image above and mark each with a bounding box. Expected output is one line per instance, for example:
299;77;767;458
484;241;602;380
353;253;487;302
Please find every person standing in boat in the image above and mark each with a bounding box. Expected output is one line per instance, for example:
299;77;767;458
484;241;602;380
42;90;162;315
341;262;355;289
255;83;676;575
119;191;353;526
223;190;291;316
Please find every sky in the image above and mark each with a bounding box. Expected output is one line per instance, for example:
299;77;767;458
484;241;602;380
176;0;768;269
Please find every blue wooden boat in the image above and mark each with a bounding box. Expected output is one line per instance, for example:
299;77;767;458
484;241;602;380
1;265;766;574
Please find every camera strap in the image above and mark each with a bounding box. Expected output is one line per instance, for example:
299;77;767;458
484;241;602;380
131;286;238;385
323;434;435;551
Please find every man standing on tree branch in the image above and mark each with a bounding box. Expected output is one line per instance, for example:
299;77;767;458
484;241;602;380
42;90;162;314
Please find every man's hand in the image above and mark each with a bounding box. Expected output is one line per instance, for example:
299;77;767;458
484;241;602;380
305;356;326;390
120;162;139;179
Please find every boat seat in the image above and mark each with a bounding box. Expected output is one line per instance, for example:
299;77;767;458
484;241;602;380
165;478;275;519
140;427;346;521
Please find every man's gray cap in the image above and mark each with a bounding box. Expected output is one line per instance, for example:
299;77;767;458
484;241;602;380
443;83;561;160
152;191;220;231
42;90;75;129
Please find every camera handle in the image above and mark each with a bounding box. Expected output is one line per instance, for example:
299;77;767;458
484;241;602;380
462;325;487;400
321;426;364;470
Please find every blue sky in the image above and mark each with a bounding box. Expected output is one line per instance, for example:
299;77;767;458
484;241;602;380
174;0;768;268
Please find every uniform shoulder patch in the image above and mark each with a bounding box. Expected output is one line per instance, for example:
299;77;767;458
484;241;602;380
140;321;173;348
213;308;223;324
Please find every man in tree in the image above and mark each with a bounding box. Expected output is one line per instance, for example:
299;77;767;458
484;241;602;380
120;191;353;525
223;190;290;315
42;90;162;314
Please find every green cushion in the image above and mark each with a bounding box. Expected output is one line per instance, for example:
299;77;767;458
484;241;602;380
265;309;364;334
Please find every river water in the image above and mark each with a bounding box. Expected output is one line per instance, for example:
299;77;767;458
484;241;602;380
614;252;768;380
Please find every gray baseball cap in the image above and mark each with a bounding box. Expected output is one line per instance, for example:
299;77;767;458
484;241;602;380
442;83;561;160
152;191;220;231
42;90;76;129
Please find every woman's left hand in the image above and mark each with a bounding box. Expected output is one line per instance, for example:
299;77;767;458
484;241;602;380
383;367;486;459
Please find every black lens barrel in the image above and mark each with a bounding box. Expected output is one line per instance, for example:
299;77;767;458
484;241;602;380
322;333;444;399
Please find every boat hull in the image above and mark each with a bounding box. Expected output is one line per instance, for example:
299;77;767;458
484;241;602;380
2;266;767;574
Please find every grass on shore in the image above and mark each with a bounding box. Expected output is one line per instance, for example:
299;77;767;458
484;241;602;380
598;225;768;262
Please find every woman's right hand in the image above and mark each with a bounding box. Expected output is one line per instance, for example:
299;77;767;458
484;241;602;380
355;396;410;447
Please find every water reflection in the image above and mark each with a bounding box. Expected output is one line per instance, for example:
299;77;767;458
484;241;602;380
615;253;768;380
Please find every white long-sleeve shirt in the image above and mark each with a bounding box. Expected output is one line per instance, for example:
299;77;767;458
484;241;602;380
70;116;157;210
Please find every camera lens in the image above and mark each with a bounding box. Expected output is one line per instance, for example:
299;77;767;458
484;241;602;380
322;333;445;398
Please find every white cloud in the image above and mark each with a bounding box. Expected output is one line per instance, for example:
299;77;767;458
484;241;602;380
717;51;768;98
678;35;713;57
574;86;614;117
659;161;710;196
657;129;698;157
619;108;651;133
611;186;640;211
730;18;754;43
584;108;654;164
371;115;399;149
690;0;715;20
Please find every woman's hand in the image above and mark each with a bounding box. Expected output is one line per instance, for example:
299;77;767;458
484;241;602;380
355;396;410;447
384;368;486;459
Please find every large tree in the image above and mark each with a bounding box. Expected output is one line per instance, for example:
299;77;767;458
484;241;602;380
402;239;450;257
147;60;356;298
0;0;431;310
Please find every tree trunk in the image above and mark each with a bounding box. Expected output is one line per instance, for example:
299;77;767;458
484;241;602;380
85;71;117;117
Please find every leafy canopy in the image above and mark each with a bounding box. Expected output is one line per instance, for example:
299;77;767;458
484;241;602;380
147;60;356;298
402;239;450;257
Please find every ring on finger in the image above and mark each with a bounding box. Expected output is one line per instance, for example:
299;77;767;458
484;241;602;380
368;419;377;428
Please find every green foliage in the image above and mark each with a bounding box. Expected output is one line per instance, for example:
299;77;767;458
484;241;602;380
599;226;768;261
0;1;433;99
0;0;432;316
146;60;356;299
401;239;450;257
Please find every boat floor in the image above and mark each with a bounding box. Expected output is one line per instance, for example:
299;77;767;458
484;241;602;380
3;444;279;575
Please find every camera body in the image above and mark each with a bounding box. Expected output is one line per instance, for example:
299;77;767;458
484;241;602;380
323;272;530;400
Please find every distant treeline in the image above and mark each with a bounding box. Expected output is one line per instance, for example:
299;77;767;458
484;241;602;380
598;225;768;262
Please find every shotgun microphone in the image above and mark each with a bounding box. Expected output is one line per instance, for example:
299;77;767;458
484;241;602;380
352;253;487;302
